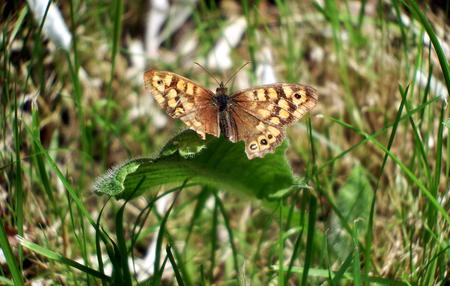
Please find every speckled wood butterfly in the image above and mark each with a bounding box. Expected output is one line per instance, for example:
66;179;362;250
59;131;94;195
143;66;318;159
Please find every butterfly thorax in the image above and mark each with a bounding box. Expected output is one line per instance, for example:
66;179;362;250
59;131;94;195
213;85;232;112
211;84;238;140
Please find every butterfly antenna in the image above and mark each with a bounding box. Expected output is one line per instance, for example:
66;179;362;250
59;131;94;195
194;62;221;86
223;61;251;87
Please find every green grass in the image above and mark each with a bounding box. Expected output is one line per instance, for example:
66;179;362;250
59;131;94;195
1;0;449;285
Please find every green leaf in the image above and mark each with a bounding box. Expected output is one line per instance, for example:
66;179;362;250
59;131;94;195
94;130;294;199
329;164;373;259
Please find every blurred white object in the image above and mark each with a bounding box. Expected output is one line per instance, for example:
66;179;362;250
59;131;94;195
198;17;247;70
129;39;146;73
423;32;450;62
145;0;197;60
145;0;170;60
158;0;198;43
415;70;448;104
255;46;277;85
27;0;72;50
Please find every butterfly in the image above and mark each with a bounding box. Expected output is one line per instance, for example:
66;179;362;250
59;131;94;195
143;67;318;159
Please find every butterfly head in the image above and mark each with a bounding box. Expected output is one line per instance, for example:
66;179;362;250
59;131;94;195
216;81;228;96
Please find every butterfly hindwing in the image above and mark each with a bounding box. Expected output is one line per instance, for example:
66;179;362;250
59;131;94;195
144;70;219;138
230;106;286;159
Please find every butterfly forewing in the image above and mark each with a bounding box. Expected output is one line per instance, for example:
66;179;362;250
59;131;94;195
144;70;219;138
230;83;318;158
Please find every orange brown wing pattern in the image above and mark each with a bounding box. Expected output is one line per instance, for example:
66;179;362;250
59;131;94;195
230;106;286;159
230;83;318;158
144;70;219;139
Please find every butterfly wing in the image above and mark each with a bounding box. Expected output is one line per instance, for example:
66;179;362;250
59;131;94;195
144;70;219;138
230;83;318;159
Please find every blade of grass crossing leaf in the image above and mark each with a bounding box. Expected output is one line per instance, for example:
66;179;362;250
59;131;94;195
209;194;219;282
66;189;90;271
186;187;211;251
95;199;112;286
25;125;95;225
116;178;146;284
161;220;194;286
166;246;186;286
0;218;24;286
18;236;110;280
152;189;182;285
317;97;439;172
115;203;132;285
332;252;353;285
130;196;154;250
324;115;450;224
286;191;307;281
215;193;241;285
251;206;277;281
153;255;169;285
352;225;362;286
364;84;408;280
301;195;317;286
278;201;285;286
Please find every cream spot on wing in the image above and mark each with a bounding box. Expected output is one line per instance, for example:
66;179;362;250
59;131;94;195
256;122;266;132
278;99;289;110
154;94;165;104
279;109;290;119
268;125;281;136
167;89;178;98
164;75;173;86
168;98;178;108
244;91;255;100
186;82;194;95
258;109;271;118
267;88;278;100
152;76;165;92
257;89;266;101
177;80;186;91
270;117;281;125
282;86;293;98
293;109;305;118
184;101;194;111
174;107;184;116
